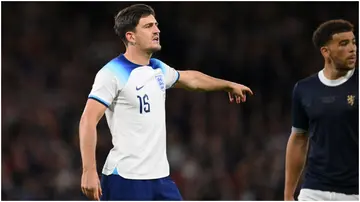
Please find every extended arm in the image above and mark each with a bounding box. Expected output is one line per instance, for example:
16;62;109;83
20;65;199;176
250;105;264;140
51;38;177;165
174;70;253;103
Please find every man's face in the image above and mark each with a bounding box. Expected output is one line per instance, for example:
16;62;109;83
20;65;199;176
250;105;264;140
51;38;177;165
326;31;357;70
129;14;161;53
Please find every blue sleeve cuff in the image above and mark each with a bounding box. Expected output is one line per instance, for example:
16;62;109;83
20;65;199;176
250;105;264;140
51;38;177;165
169;71;180;89
88;95;110;108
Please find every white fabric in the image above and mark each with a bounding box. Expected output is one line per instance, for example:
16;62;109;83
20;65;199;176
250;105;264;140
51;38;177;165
318;69;354;87
298;188;359;201
89;56;179;179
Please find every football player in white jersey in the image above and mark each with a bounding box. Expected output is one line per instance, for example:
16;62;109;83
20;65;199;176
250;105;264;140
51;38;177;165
79;4;253;201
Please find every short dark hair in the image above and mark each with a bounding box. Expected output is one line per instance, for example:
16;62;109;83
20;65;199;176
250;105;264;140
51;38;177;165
312;19;354;49
114;4;155;44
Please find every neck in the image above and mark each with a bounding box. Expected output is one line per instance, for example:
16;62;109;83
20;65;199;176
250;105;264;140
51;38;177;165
323;61;349;80
124;46;152;66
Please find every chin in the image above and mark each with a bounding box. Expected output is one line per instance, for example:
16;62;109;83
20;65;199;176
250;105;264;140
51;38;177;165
340;65;356;71
346;62;357;69
147;45;161;53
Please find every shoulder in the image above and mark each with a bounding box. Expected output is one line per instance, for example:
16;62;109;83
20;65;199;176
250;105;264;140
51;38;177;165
101;55;142;82
92;59;119;83
345;69;358;89
150;58;164;68
295;73;319;90
297;72;319;86
350;68;358;80
292;73;319;99
150;58;168;73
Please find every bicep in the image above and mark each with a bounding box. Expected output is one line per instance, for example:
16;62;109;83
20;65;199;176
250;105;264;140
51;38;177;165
81;99;107;125
289;131;309;148
173;70;194;89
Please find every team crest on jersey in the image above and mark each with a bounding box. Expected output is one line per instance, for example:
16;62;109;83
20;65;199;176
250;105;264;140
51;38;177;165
155;75;165;91
347;95;355;106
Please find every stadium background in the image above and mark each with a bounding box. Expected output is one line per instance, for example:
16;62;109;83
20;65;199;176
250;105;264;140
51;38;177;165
1;1;358;200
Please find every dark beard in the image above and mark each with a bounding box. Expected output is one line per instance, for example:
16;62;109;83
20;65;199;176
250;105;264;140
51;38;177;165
329;54;355;71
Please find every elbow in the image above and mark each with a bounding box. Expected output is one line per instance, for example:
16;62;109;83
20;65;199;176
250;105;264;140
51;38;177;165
79;116;87;137
79;114;88;128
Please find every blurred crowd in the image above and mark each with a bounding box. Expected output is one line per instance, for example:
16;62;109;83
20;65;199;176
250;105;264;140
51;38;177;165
2;2;358;200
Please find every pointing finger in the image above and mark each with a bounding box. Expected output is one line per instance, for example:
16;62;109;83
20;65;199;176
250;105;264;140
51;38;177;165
244;86;253;95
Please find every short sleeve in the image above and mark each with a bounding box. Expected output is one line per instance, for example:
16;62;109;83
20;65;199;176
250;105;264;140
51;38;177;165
291;82;309;133
154;59;180;89
88;68;118;108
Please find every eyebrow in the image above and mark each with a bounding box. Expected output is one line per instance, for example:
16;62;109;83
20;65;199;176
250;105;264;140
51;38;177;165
142;22;158;28
339;38;356;43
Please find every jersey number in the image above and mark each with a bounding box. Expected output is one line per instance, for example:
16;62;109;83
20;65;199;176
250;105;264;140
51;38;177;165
137;94;150;114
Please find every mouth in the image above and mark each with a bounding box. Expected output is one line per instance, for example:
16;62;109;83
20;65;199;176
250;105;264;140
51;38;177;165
347;55;357;62
152;36;159;43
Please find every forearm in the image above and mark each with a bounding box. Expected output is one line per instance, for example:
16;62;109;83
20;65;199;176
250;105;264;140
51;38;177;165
79;118;98;171
284;134;308;197
179;70;232;91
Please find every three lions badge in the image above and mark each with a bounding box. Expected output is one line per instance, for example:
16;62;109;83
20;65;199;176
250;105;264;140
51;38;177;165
155;75;165;91
347;95;355;106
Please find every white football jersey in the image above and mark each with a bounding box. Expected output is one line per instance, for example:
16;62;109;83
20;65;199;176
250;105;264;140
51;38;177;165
88;54;179;179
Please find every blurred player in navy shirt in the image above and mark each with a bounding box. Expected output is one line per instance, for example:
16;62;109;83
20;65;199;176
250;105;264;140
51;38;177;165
284;19;358;201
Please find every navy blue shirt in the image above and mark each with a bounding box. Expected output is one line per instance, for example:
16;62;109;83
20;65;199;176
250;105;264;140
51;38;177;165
291;69;358;194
